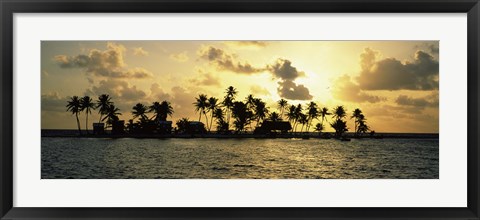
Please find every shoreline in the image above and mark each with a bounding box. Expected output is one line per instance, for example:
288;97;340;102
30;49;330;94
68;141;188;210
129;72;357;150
41;129;439;139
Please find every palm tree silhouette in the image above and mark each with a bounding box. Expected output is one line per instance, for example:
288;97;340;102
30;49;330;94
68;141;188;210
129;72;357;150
293;104;303;132
331;106;348;138
269;112;281;122
66;96;82;135
207;97;219;131
96;94;112;123
286;105;297;131
298;113;308;133
253;98;269;127
314;123;324;135
222;95;234;130
351;108;363;137
132;103;149;121
158;101;174;121
194;94;209;129
80;96;95;134
148;102;161;121
306;101;318;132
333;105;347;120
277;99;288;120
103;104;121;128
223;86;237;130
231;101;253;133
319;107;331;128
175;117;190;133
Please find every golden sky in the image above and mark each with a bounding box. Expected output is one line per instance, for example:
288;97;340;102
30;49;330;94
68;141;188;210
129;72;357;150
41;41;439;133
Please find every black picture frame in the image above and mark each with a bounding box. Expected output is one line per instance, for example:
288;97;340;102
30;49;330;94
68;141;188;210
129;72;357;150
1;0;479;219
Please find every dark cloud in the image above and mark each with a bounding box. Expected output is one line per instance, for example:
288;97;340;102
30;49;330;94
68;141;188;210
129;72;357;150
395;93;438;108
357;48;439;90
415;43;439;55
54;43;153;79
333;75;386;103
197;46;264;74
277;80;313;100
268;58;305;80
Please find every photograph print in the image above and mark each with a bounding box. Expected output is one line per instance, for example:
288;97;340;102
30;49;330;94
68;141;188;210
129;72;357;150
41;41;439;179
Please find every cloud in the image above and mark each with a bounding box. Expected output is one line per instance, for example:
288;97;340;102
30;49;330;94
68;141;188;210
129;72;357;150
277;80;313;100
269;59;312;100
149;83;172;101
54;42;153;79
395;93;438;108
133;47;149;56
88;78;147;102
250;85;271;96
357;48;439;90
268;58;305;80
333;75;385;103
198;46;312;100
170;52;189;62
197;45;264;74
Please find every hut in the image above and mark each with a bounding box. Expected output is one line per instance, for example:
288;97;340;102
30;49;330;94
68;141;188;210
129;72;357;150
254;120;292;134
185;121;207;134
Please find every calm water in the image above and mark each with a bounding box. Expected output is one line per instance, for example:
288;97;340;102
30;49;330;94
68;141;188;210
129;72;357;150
42;138;439;179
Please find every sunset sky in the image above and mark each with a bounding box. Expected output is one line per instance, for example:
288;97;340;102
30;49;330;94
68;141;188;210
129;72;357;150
41;41;439;133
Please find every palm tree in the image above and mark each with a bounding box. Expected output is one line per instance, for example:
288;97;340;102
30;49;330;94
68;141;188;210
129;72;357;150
357;119;370;136
330;118;348;138
222;95;234;130
158;101;174;121
293;104;303;132
96;94;113;123
298;113;308;133
277;99;288;120
333;105;347;120
286;105;297;131
253;98;269;127
225;86;238;99
66;96;82;135
80;96;95;134
148;102;161;121
132;103;149;121
231;101;253;133
269;112;281;122
319;107;331;128
314;123;324;136
176;117;190;133
207;97;219;131
306;101;318;132
193;94;209;128
351;108;363;137
103;104;121;128
245;94;255;111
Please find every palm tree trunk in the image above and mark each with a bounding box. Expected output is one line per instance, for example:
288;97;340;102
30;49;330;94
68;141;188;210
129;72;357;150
85;113;89;134
210;112;214;131
76;113;82;135
203;112;209;131
98;114;102;123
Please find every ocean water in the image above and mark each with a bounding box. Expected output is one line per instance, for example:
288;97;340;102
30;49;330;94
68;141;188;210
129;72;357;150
41;138;439;179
